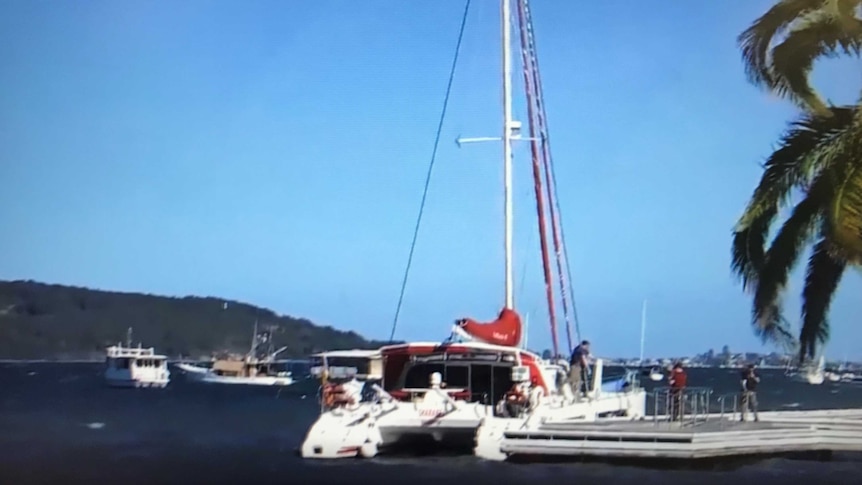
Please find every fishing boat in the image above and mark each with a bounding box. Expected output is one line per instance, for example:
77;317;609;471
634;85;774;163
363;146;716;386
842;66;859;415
104;327;170;388
176;323;294;386
299;0;646;460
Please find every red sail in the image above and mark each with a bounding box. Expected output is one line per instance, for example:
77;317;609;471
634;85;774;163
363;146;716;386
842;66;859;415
455;307;522;347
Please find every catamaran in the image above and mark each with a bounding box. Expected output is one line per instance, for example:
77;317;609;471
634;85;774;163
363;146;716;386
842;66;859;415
176;323;295;386
104;327;170;388
300;0;646;460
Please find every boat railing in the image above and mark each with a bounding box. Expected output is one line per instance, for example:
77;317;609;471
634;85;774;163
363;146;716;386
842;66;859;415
603;368;641;389
106;346;162;358
649;386;713;427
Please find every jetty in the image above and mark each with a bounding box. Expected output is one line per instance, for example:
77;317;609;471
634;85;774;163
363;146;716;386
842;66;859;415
475;387;862;463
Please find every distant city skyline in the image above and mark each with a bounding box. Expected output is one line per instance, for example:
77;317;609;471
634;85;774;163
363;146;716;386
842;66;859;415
1;1;860;360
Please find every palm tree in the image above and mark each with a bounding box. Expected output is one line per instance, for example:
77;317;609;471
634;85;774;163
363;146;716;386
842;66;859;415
731;0;862;362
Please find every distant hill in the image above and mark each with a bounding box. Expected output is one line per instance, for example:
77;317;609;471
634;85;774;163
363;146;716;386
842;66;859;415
0;280;393;360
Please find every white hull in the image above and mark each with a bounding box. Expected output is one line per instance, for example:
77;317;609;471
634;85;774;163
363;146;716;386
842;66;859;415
797;372;825;385
474;390;647;461
177;363;295;386
795;356;826;385
301;387;646;459
300;358;646;459
104;336;170;389
106;377;169;388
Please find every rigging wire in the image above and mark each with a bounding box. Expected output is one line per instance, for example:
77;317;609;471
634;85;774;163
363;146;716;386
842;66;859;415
388;0;472;343
521;0;583;349
515;0;560;359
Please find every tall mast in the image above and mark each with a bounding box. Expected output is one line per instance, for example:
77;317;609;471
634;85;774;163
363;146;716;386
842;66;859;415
502;0;514;309
249;320;259;359
639;299;647;364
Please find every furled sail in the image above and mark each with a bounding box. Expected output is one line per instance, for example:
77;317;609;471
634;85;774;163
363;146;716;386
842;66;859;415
453;307;522;347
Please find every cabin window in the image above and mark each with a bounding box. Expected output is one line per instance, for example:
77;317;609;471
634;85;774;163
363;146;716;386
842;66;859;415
469;365;493;403
403;363;444;388
444;365;469;389
492;366;514;403
465;364;514;405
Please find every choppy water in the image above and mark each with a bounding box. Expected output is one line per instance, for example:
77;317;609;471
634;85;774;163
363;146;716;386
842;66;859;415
2;363;861;485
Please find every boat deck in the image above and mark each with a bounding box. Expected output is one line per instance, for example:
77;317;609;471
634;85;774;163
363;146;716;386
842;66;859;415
496;409;862;462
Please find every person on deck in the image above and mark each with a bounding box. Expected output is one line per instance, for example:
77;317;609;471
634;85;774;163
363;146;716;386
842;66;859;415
740;364;760;422
502;381;530;418
668;362;687;421
568;340;591;400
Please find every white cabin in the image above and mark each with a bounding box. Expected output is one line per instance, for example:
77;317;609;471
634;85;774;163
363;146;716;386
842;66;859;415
105;344;170;388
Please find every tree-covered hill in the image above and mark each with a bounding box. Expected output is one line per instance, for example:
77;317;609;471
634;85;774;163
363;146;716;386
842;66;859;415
0;280;392;360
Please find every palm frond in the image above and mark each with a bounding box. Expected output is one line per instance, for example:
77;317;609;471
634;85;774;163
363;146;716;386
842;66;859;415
826;107;862;263
731;107;856;288
734;107;856;231
751;192;823;327
831;167;862;261
769;12;862;113
738;0;829;89
798;236;846;362
752;299;798;349
732;205;777;290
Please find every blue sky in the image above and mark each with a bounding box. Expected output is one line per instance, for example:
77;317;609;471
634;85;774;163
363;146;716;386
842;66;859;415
1;0;860;360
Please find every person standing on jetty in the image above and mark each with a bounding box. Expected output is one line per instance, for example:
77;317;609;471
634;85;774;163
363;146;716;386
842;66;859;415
568;340;590;400
668;362;687;421
740;364;760;422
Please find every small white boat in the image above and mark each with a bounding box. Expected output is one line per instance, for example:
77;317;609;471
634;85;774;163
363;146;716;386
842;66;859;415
648;366;664;382
794;356;826;385
176;323;295;386
105;327;170;388
841;372;861;382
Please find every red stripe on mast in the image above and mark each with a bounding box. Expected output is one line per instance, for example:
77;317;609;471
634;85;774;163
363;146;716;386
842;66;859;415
520;0;575;354
516;0;559;358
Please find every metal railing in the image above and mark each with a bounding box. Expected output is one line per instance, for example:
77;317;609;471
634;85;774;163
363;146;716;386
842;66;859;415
717;392;744;423
650;387;712;427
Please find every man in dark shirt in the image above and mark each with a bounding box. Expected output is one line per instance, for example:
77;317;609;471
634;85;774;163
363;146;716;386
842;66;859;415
568;340;590;400
740;364;760;422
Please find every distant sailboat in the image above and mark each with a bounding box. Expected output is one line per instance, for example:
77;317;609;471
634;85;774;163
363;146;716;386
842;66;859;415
638;300;663;382
793;355;825;385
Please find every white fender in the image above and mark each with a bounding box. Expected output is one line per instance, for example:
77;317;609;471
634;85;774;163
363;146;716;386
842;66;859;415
360;441;378;458
474;417;508;462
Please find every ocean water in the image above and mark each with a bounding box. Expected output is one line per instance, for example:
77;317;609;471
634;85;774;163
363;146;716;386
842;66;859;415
1;363;861;485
